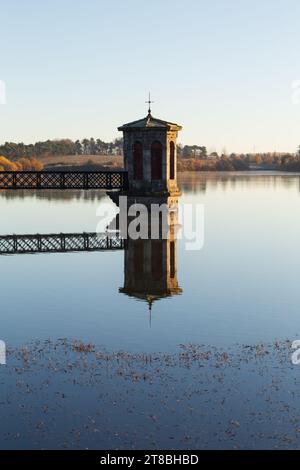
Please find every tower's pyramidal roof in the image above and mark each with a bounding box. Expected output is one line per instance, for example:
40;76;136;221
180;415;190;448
118;113;182;131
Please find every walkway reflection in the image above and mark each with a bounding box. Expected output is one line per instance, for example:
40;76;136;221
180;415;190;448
0;196;183;312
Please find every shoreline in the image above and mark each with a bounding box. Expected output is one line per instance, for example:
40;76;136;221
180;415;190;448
44;164;300;175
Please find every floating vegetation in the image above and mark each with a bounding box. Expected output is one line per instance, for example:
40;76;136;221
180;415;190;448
0;339;299;449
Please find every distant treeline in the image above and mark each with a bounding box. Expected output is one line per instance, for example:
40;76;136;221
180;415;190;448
1;138;300;172
178;153;300;171
177;145;208;158
280;155;300;171
178;156;249;172
0;139;207;159
0;138;124;159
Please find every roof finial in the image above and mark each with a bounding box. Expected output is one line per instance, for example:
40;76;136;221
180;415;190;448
145;92;154;116
146;295;153;327
148;298;153;328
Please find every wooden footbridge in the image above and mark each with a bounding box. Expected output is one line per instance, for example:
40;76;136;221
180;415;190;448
0;170;128;190
0;232;124;255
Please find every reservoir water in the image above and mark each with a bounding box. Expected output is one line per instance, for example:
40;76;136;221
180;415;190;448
1;172;300;449
1;172;300;352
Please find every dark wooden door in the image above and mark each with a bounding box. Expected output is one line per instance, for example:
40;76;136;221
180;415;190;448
151;240;163;281
133;141;143;180
170;141;175;180
170;241;175;278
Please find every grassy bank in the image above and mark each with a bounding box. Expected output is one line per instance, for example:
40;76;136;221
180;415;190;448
38;154;123;170
3;153;300;173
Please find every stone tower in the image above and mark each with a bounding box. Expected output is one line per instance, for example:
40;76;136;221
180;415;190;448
118;108;182;197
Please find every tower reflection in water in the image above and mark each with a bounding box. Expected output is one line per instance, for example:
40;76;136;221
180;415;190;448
118;196;182;312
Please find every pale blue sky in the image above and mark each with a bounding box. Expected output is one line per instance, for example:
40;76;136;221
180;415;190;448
1;0;300;153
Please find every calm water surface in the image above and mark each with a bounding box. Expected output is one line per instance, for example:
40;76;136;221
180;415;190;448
1;172;300;352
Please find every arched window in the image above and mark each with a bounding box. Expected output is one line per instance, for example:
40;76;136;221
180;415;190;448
170;141;175;180
170;241;175;278
151;141;162;180
151;241;163;281
133;241;144;277
133;141;143;180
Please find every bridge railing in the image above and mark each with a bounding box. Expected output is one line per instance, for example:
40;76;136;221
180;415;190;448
0;232;125;255
0;170;128;190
